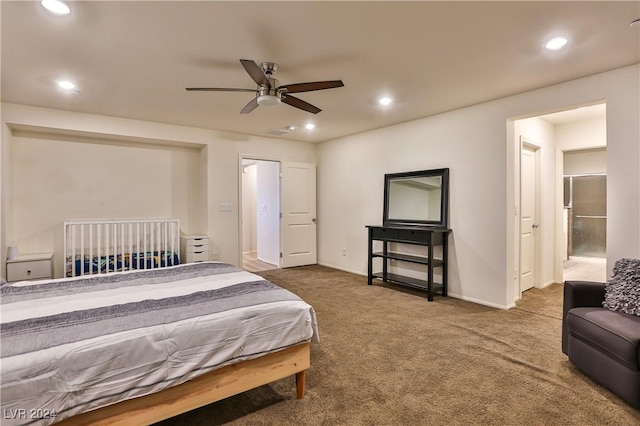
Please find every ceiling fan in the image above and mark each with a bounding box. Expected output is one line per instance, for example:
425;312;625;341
186;59;344;114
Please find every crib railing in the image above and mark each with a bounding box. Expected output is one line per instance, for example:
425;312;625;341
64;219;180;277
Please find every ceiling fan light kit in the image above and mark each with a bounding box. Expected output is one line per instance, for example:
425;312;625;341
187;59;344;114
257;94;281;107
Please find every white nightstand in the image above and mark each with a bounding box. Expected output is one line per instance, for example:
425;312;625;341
6;253;54;283
180;236;210;264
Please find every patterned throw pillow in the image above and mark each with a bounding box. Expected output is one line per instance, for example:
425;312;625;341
603;258;640;316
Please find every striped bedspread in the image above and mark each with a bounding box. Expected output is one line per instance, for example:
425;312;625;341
1;262;318;426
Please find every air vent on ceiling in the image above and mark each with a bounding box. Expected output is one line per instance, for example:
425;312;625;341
264;126;295;136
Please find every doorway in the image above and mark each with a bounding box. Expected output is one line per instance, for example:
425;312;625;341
511;102;607;302
241;159;280;272
239;159;318;272
562;148;607;282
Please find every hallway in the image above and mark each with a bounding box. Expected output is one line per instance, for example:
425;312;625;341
563;256;607;282
242;252;278;273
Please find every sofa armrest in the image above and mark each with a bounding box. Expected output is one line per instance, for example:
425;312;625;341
564;280;606;309
562;280;606;354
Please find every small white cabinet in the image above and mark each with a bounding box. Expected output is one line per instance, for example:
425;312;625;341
180;236;210;264
7;253;54;282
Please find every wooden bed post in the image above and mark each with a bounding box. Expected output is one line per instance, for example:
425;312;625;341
295;371;305;399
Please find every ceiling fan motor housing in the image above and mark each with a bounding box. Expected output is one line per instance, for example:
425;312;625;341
261;62;279;76
257;77;282;106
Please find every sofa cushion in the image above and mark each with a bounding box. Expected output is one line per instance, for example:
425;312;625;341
603;258;640;316
567;307;640;371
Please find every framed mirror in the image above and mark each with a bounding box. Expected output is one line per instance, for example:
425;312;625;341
383;168;449;228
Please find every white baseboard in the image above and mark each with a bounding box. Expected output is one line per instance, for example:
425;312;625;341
317;262;515;310
316;261;366;277
445;292;515;310
540;280;559;288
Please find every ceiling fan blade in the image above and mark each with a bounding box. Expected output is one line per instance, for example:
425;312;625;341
186;87;256;92
279;80;344;94
240;97;259;114
282;95;321;114
240;59;271;88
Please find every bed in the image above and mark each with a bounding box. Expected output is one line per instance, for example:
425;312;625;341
0;262;319;426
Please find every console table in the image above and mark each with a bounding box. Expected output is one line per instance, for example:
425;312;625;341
366;225;451;301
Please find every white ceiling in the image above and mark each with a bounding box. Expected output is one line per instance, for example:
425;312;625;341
2;1;638;143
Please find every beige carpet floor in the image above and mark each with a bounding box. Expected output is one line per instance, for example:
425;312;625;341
157;265;639;425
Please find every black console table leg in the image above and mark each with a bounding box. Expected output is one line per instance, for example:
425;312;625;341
367;227;373;285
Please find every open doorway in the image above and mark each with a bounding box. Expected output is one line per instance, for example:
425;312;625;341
561;150;607;282
540;104;608;283
512;102;607;302
241;159;280;272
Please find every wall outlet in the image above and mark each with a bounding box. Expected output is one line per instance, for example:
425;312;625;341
219;203;232;212
342;248;347;256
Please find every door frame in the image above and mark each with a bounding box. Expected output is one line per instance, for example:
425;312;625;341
238;154;282;269
518;138;541;296
507;102;608;306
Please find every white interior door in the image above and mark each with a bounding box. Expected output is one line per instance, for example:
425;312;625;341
281;162;317;268
520;143;538;292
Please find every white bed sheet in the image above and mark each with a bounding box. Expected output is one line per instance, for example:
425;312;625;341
1;263;318;426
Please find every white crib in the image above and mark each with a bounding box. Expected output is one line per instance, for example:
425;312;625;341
64;219;180;277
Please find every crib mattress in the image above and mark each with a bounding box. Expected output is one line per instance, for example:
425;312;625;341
0;262;319;426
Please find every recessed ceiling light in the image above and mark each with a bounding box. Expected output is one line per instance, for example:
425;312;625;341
57;80;76;90
41;0;70;15
378;97;392;106
545;36;568;51
305;123;315;130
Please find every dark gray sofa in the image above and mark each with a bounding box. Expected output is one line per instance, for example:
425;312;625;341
562;280;640;408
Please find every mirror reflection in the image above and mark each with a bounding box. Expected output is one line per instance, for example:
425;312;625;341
383;168;449;227
388;176;442;222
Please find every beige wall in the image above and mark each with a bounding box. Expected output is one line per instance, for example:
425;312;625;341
1;103;316;277
241;162;257;254
2;65;637;309
318;103;512;307
513;116;556;292
556;116;607;152
557;116;608;175
318;64;639;309
564;148;607;176
9;135;203;278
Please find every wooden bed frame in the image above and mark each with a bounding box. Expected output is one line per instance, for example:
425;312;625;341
57;342;310;426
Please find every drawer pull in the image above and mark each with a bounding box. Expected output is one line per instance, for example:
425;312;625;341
193;244;203;248
27;270;32;275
